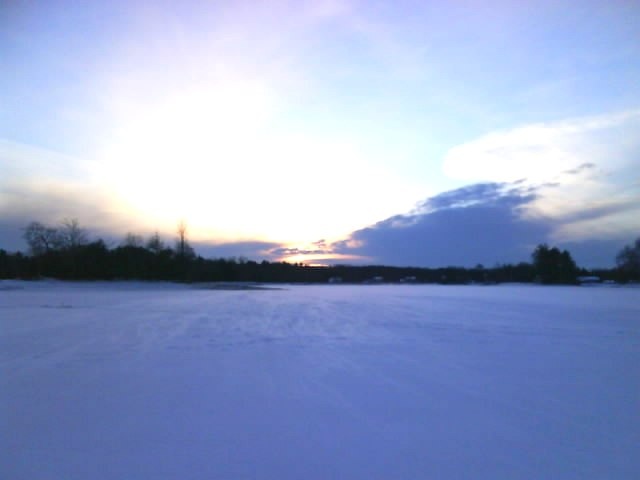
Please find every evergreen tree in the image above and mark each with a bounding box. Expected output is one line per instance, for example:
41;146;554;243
532;244;578;284
616;238;640;281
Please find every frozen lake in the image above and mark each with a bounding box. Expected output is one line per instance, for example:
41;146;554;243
2;281;639;479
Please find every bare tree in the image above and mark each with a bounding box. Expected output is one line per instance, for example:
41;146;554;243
176;220;195;259
23;222;60;255
177;220;187;257
122;232;144;248
58;219;88;249
146;232;165;254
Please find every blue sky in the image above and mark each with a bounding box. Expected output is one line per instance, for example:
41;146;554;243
1;0;639;267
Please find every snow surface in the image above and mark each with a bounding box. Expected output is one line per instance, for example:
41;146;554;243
1;281;639;479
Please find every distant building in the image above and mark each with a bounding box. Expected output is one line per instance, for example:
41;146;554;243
400;276;417;283
577;276;601;284
364;276;384;284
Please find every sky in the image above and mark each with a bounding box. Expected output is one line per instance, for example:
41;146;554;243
1;0;639;268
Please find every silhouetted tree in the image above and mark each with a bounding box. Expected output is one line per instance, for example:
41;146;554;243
616;237;640;281
122;232;144;248
532;244;578;284
175;221;195;260
58;219;88;249
75;240;110;278
146;232;165;254
23;221;60;255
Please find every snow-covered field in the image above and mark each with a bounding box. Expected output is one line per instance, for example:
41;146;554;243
1;281;639;479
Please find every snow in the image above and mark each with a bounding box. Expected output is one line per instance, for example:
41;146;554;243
1;281;639;479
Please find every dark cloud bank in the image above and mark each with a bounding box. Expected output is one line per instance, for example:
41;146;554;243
320;182;628;268
330;182;548;267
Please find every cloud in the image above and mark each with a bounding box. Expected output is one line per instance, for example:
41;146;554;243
554;199;639;226
331;182;550;267
559;238;632;270
194;241;284;261
0;182;138;253
0;139;94;182
0;139;149;249
437;110;640;259
271;246;332;257
523;169;640;246
194;239;366;264
326;178;636;268
563;162;595;175
442;110;640;184
417;182;537;212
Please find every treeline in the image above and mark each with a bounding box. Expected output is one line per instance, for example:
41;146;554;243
0;220;638;284
0;249;548;283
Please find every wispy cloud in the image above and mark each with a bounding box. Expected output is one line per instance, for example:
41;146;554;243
563;162;595;176
0;139;95;183
440;110;640;247
443;110;640;183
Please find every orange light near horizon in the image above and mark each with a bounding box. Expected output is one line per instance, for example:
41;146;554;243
279;252;368;265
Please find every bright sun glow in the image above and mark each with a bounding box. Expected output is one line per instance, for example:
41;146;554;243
99;84;274;236
97;84;424;244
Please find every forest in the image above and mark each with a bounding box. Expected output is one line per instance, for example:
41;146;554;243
1;220;638;284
